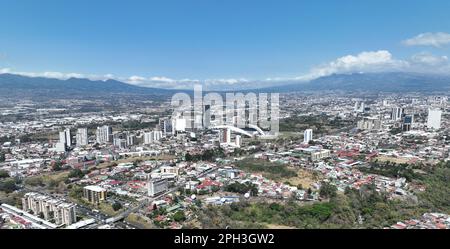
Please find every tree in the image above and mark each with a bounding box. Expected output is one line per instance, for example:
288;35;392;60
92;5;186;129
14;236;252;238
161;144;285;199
0;178;17;193
52;161;63;171
185;153;192;162
319;182;337;199
0;152;5;162
68;168;84;178
172;211;186;222
0;170;9;179
112;201;122;211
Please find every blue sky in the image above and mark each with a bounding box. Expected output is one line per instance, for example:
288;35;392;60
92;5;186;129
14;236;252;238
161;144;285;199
1;0;450;89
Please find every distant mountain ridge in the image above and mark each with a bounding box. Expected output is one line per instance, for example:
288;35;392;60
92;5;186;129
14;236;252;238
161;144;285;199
1;72;450;99
0;73;175;98
261;72;450;92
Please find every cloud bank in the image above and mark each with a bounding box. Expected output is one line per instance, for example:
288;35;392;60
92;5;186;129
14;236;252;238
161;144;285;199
403;32;450;47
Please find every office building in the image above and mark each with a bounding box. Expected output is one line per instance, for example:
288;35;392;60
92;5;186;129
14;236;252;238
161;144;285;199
159;118;174;136
148;178;169;197
402;114;414;132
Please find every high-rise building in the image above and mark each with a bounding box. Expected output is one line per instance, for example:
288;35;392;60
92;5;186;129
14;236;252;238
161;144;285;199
126;134;136;146
402;114;414;132
113;138;127;149
57;128;72;151
427;108;442;130
59;131;67;145
303;129;313;144
59;128;72;146
96;126;113;144
159;118;173;136
391;107;405;121
65;128;72;146
83;186;107;204
143;132;154;144
153;130;163;141
354;102;365;113
76;128;88;146
148;178;168;197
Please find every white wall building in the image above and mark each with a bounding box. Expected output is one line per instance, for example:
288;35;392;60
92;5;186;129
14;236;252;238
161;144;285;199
96;125;113;144
303;129;313;144
148;178;169;197
76;128;88;146
427;108;442;130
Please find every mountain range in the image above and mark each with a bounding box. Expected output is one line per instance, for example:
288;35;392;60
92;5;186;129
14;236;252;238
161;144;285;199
260;72;450;93
0;73;175;99
1;72;450;99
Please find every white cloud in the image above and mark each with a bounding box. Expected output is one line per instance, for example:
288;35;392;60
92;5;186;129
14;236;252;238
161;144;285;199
148;76;176;83
127;75;146;84
410;52;448;65
296;50;408;81
0;68;11;74
205;78;249;85
403;32;450;47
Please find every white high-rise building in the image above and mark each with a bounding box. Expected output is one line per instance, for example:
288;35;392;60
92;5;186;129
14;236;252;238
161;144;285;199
143;132;154;144
59;131;67;145
76;128;88;146
96;126;113;144
303;129;313;144
427;108;442;130
148;178;168;197
126;134;136;146
153;130;163;141
57;128;72;151
391;107;405;121
65;128;72;146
